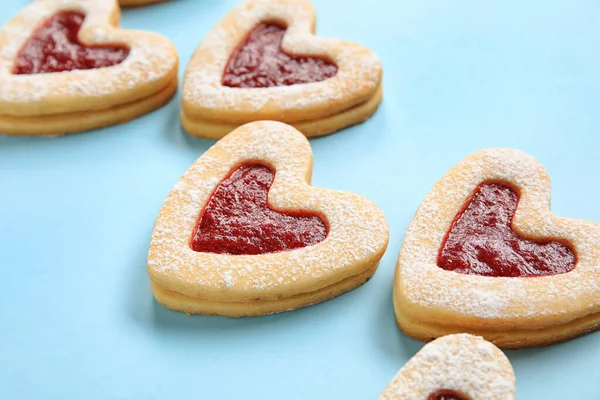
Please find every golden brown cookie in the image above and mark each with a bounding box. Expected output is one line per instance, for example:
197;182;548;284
394;148;600;348
148;121;389;317
0;0;178;136
181;0;382;139
380;334;516;400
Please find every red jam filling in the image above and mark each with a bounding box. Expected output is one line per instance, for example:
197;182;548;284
190;164;328;255
438;183;575;277
428;390;470;400
222;23;338;88
12;11;129;75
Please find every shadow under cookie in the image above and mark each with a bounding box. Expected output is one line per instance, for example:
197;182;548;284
182;84;382;140
119;0;169;7
151;263;378;317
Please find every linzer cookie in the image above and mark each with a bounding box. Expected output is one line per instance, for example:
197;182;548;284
0;0;178;136
394;148;600;348
148;121;389;317
379;334;516;400
181;0;382;139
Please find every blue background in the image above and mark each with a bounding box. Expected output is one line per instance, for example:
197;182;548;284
1;0;599;398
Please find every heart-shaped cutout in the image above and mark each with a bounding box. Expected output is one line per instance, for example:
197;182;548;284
181;0;383;139
191;163;327;255
222;22;337;88
438;182;575;277
394;148;600;348
147;121;388;317
13;11;130;75
379;334;516;400
427;390;469;400
0;0;178;136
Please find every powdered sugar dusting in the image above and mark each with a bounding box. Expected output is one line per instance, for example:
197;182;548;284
0;0;177;116
182;0;382;125
148;121;389;302
395;148;600;330
379;334;516;400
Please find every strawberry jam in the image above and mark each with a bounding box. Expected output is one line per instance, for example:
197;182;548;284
13;11;129;75
191;164;328;255
438;183;575;277
222;23;337;88
428;390;470;400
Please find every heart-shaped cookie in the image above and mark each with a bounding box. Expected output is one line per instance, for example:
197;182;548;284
0;0;178;136
379;334;516;400
190;164;328;255
181;0;383;139
394;148;600;348
148;121;389;317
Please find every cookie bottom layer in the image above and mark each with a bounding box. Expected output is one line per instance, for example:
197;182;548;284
394;304;600;349
181;84;383;140
151;263;378;317
119;0;168;7
0;78;177;136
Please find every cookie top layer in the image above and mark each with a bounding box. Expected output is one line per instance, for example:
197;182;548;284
148;121;389;302
379;334;515;400
395;148;600;329
182;0;382;124
0;0;178;116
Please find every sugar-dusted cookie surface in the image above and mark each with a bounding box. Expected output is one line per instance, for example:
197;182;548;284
182;0;382;139
379;334;516;400
0;0;178;136
148;121;389;317
394;148;600;348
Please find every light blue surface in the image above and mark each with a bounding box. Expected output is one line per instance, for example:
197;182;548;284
1;0;599;398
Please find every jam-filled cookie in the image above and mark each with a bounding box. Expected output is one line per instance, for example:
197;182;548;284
181;0;383;139
0;0;178;136
394;148;600;348
380;334;516;400
148;121;389;317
